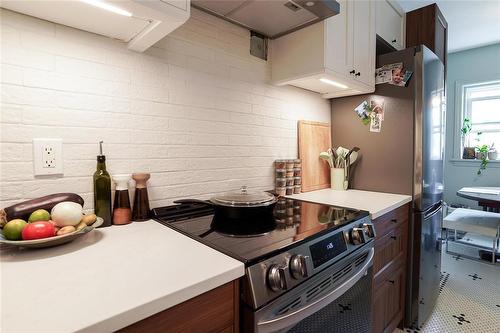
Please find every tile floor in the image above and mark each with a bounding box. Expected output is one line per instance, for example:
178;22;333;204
395;252;500;333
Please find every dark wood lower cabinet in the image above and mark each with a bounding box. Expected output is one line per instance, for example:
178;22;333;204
373;262;405;333
119;280;239;333
372;204;410;333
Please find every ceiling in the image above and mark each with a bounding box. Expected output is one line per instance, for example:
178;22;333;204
395;0;500;53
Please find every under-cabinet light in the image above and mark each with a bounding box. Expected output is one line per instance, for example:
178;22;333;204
80;0;132;17
319;78;348;89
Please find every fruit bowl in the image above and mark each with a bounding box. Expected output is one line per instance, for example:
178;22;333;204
0;217;103;248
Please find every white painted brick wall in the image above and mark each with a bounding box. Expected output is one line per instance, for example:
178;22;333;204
0;8;330;211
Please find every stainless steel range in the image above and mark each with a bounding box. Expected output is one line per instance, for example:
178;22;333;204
153;197;375;333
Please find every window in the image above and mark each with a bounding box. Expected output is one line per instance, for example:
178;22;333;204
461;81;500;151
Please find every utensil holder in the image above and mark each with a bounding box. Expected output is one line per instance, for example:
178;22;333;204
330;168;346;191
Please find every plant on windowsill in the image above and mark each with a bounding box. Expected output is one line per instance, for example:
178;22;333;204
461;118;475;159
476;144;489;175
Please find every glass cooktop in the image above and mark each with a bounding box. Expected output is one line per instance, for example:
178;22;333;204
152;198;368;265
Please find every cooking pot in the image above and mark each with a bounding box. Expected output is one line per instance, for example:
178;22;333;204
173;186;278;221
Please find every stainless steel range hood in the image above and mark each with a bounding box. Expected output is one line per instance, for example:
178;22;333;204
192;0;340;39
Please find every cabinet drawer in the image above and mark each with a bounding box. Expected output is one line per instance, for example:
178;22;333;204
373;203;409;237
373;221;408;276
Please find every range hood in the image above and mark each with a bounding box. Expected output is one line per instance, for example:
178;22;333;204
192;0;340;39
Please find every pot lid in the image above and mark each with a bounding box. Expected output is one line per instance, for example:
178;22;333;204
211;186;276;207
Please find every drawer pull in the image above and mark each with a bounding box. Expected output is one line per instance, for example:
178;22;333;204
391;219;398;224
390;236;397;240
388;280;395;284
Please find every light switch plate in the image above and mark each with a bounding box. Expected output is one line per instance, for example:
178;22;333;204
33;138;63;176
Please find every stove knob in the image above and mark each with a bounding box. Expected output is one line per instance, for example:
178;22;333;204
267;265;287;291
363;223;375;238
350;228;366;245
289;254;308;279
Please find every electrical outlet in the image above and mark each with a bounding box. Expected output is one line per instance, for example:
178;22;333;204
33;139;63;176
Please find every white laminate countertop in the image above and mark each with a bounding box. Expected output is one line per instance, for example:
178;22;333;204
0;221;244;333
287;189;412;219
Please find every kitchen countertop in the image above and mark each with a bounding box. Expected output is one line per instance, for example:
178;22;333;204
287;189;412;219
0;221;244;333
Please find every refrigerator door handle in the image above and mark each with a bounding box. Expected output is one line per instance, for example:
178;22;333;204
423;202;442;220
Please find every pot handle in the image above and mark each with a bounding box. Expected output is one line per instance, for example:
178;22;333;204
173;199;213;206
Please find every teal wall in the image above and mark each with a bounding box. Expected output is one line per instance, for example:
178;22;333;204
444;43;500;207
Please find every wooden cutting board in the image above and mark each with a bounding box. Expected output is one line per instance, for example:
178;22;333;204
298;120;332;192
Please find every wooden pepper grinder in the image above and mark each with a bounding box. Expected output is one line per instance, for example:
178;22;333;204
132;173;151;221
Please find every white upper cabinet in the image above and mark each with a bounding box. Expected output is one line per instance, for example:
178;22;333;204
0;0;190;52
376;0;405;50
271;0;376;99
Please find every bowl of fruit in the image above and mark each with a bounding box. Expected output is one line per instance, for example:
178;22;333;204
0;193;103;248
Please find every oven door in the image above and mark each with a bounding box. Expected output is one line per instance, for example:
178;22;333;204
251;245;374;333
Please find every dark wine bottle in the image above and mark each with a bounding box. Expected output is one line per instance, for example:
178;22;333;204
93;141;112;227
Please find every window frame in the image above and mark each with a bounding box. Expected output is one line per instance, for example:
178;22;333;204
453;78;500;162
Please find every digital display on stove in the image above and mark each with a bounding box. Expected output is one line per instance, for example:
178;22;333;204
309;233;347;268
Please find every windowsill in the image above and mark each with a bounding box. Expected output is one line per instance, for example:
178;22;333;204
449;159;500;167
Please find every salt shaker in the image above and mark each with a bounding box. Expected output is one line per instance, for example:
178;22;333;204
112;174;132;225
132;173;151;221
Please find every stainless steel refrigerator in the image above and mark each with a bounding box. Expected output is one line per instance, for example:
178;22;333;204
330;45;445;329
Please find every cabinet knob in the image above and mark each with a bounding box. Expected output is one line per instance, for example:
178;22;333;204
390;236;397;240
355;72;361;77
388;280;395;284
392;39;397;43
349;70;355;75
391;219;398;224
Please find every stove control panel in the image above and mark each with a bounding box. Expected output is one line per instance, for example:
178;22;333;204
245;216;374;309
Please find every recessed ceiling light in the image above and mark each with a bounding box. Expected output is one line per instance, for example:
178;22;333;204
319;78;348;89
80;0;132;17
306;1;315;6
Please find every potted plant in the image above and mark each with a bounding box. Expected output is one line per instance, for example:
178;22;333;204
476;144;489;175
461;118;475;159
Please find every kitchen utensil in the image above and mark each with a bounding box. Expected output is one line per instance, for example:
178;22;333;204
319;151;333;168
132;173;151;221
0;217;103;248
349;151;359;165
112;174;132;225
344;147;360;190
173;186;278;221
298;120;331;192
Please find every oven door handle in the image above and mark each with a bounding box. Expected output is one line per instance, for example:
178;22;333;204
257;247;374;333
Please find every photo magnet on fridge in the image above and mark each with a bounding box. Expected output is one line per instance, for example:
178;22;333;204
354;101;369;118
369;114;382;133
370;99;385;120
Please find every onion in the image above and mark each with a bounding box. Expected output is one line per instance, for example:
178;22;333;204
51;201;83;227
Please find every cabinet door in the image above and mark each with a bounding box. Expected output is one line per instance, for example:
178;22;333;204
385;265;405;331
372;279;390;333
324;0;353;78
372;265;405;333
376;0;405;50
352;0;376;87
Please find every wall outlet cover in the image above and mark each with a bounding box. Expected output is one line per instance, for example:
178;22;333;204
33;138;63;176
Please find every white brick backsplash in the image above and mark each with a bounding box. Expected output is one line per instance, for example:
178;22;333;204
0;7;330;211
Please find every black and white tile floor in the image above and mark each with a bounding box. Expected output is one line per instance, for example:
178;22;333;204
395;252;500;333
